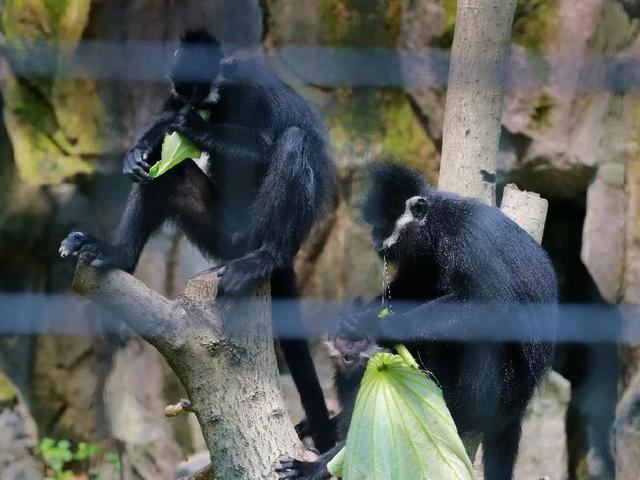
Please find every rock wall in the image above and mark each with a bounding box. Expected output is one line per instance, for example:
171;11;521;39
2;0;640;478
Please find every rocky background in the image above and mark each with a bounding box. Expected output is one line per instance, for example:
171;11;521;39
0;0;639;479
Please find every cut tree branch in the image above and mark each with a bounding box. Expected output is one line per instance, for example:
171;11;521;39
72;255;303;479
499;183;549;244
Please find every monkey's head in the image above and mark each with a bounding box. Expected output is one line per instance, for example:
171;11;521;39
171;29;223;104
326;301;383;379
360;161;431;260
325;335;382;380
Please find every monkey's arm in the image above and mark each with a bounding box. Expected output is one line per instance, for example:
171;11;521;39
172;107;271;165
123;95;185;183
377;295;552;344
377;294;466;343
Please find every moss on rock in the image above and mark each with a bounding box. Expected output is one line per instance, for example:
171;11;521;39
0;0;109;186
512;0;559;52
321;89;438;184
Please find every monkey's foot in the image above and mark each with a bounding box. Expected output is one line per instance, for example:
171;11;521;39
276;458;329;480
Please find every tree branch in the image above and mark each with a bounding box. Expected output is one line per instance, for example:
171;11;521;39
72;258;303;479
73;255;181;355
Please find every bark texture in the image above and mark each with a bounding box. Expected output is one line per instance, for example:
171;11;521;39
72;260;303;480
438;0;517;204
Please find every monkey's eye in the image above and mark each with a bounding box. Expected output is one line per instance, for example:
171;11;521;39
409;197;428;217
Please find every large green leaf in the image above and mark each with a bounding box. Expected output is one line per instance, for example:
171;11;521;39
149;132;202;178
328;351;474;480
149;110;209;178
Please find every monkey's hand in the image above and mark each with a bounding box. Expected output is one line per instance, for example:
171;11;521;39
171;106;209;141
59;231;129;270
335;306;381;342
295;415;339;444
123;144;154;183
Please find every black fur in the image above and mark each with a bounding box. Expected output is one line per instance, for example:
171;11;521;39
60;30;336;452
282;162;558;480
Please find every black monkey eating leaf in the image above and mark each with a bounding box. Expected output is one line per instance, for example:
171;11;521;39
282;161;557;480
60;28;337;453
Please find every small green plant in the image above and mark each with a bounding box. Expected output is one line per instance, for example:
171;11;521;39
37;438;98;480
105;451;122;473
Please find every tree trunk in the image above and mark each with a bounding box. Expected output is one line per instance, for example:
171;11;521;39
438;0;517;205
72;259;303;479
436;0;549;469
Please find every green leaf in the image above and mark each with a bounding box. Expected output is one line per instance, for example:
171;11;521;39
74;441;98;461
327;446;345;477
149;109;209;178
149;132;201;178
338;352;474;480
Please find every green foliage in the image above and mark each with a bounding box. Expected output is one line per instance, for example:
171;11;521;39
329;351;474;479
37;438;119;480
105;452;122;473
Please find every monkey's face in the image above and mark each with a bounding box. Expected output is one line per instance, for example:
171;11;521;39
326;336;380;378
379;195;429;258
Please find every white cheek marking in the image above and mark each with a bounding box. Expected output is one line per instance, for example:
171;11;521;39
382;210;414;249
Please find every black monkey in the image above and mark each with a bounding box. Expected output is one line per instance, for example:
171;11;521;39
279;162;558;480
59;30;336;452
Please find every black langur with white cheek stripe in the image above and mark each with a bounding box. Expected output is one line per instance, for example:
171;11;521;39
279;161;558;480
59;29;336;452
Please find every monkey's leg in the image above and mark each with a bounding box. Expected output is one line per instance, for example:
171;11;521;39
60;161;228;272
577;343;617;480
164;161;241;259
59;177;171;272
482;419;522;480
272;268;335;453
217;127;326;295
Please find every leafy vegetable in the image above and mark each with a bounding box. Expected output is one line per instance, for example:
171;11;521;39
149;109;209;178
149;132;201;177
328;351;474;480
